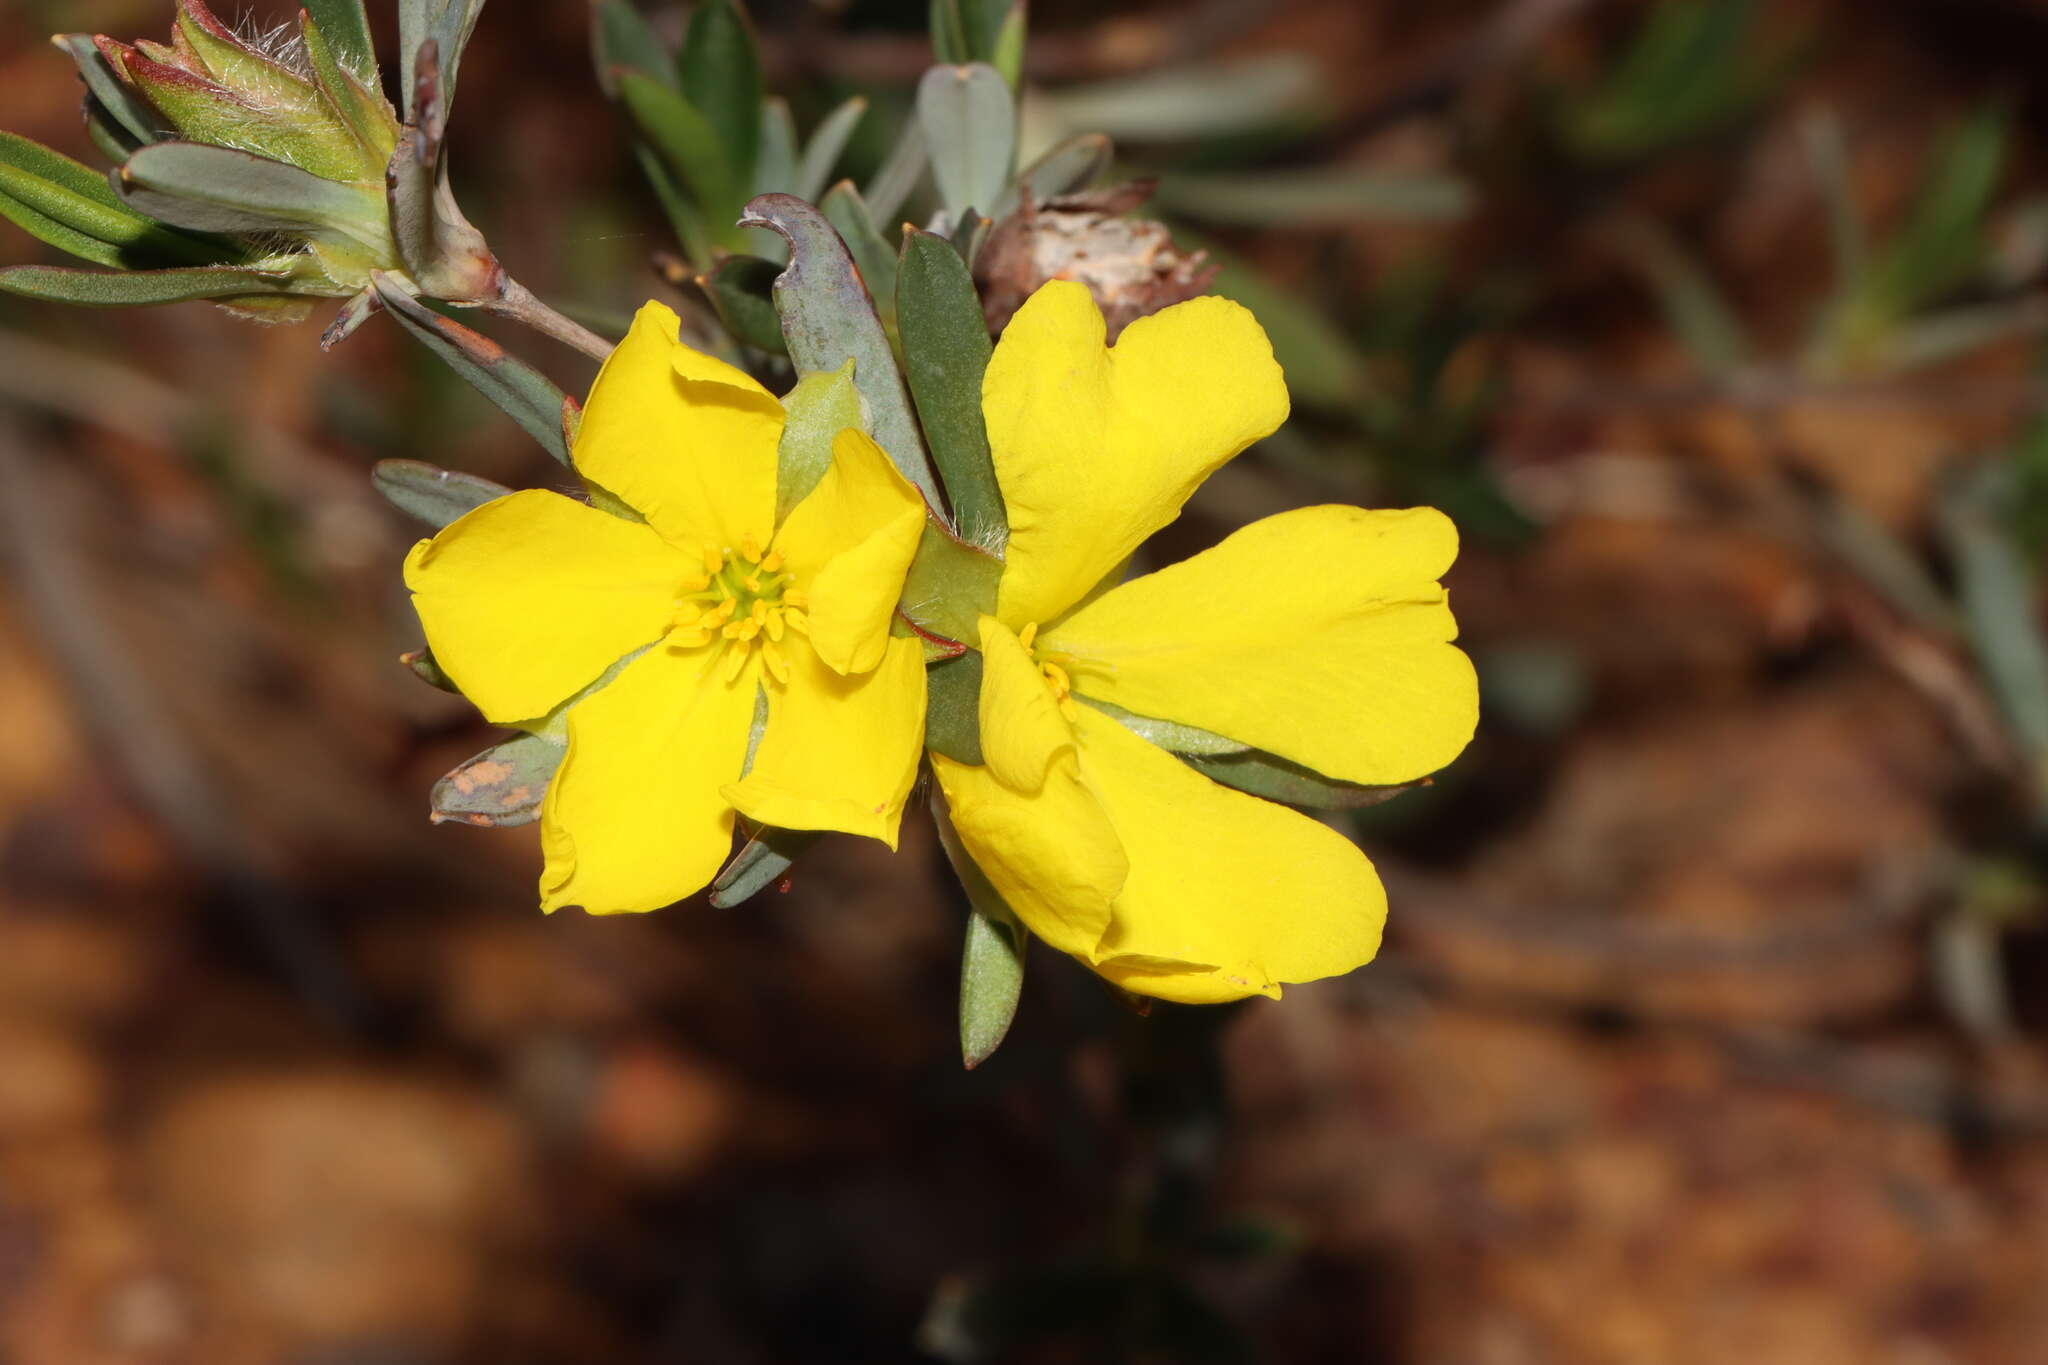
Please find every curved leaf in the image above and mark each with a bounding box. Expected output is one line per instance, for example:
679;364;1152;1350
371;458;511;527
0;262;300;307
431;732;561;828
372;275;571;463
898;228;1001;543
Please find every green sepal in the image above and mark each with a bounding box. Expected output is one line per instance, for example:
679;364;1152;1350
897;228;1003;543
739;193;940;508
371;458;510;528
709;825;822;908
917;62;1015;225
775;360;865;521
924;648;985;764
431;731;561;828
0;261;301;308
592;0;676;95
372;275;572;463
902;521;1001;645
302;0;379;83
400;647;459;693
119;44;366;182
934;792;1026;1069
300;9;400;168
820;180;900;331
618;71;738;232
679;0;764;192
1182;749;1422;810
696;253;787;354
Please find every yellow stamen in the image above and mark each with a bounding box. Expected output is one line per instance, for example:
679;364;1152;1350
1041;661;1072;701
670;626;712;648
750;599;769;624
1018;621;1039;651
743;574;763;592
760;551;783;573
783;589;810;609
740;534;764;563
700;544;723;575
720;644;751;682
761;640;790;685
782;608;809;635
763;608;785;642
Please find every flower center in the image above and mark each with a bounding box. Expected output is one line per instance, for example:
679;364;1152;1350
667;535;809;685
1017;621;1077;715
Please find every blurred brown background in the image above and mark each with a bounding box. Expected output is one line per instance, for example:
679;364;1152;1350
7;0;2048;1361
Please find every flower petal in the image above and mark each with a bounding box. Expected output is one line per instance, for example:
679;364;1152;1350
931;751;1126;964
771;429;927;674
1045;505;1478;787
572;300;780;552
983;282;1290;628
1072;707;1387;1004
538;644;760;915
722;633;927;845
405;489;691;724
976;615;1073;794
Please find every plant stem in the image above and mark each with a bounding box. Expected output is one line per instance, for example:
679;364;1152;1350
489;277;615;361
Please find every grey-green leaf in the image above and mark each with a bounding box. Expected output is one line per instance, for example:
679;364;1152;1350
115;141;386;244
371;458;511;528
709;826;821;908
431;732;562;828
739;193;940;507
796;97;870;203
1082;697;1246;756
918;63;1014;224
372;275;572;463
618;71;737;226
1150;168;1472;227
679;0;764;189
994;132;1111;218
897;229;1001;543
864;119;928;226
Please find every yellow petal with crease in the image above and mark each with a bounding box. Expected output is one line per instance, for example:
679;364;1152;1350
982;282;1289;627
975;616;1073;794
722;633;927;845
931;752;1125;963
538;643;759;914
1072;707;1386;1004
571;301;779;552
771;429;926;674
405;489;690;724
1045;505;1478;787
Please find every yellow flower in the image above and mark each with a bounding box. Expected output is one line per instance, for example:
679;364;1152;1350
405;302;929;914
931;282;1479;1004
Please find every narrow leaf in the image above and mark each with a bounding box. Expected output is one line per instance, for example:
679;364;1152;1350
371;458;511;527
739;193;940;507
989;0;1027;90
592;0;676;95
619;71;737;225
709;826;820;908
929;0;971;65
696;253;788;354
995;132;1110;217
796;97;870;203
934;793;1026;1069
301;10;399;166
918;63;1014;224
679;0;764;189
1082;697;1245;756
0;262;299;307
1151;168;1472;226
754;97;798;199
898;229;1001;542
864;119;928;226
372;275;572;463
431;732;561;828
